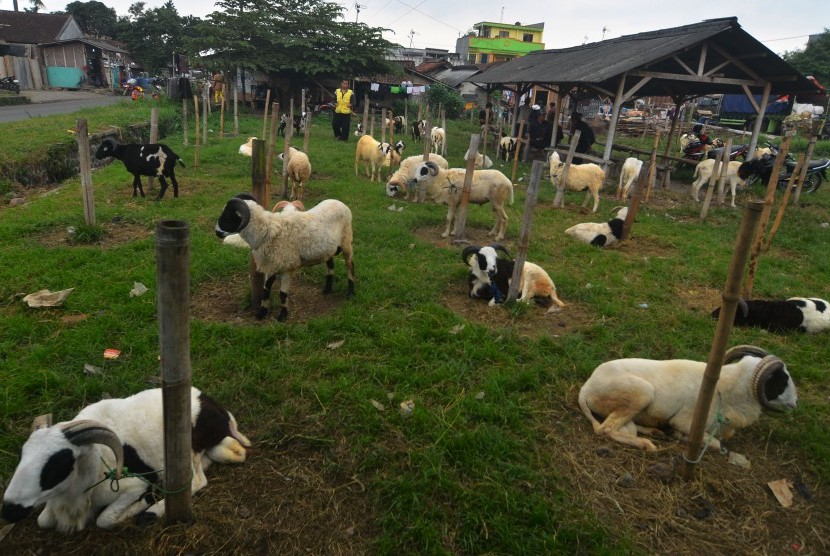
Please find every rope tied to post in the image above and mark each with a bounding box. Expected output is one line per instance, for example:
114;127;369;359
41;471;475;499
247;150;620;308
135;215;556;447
682;392;729;465
86;457;193;496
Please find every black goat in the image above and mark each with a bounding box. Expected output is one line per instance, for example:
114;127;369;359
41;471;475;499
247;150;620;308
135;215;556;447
711;297;830;333
411;119;425;141
95;138;184;200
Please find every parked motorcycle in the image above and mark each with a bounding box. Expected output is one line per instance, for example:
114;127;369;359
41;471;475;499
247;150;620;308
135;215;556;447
684;138;749;161
0;76;20;94
742;146;829;194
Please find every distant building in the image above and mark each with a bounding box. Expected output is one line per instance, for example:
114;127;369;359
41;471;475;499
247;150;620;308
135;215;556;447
386;46;461;66
456;21;545;64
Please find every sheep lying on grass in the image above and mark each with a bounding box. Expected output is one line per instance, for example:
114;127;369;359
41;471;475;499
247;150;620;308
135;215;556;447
414;161;514;241
278;147;312;201
238;136;257;156
578;345;797;451
474;153;494;169
385;154;449;199
1;387;250;532
95;138;184;200
565;206;628;247
691;158;747;207
549;151;606;212
215;195;354;321
711;297;830;333
617;157;643;199
462;245;565;309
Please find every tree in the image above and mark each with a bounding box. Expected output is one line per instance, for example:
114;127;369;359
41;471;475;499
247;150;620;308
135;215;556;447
425;82;465;119
783;29;830;87
114;1;197;74
65;1;118;38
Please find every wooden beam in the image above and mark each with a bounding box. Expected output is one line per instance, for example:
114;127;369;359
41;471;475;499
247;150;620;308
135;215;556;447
622;76;652;102
671;54;696;76
696;43;708;76
740;85;761;114
629;70;765;87
703;60;730;77
708;42;763;82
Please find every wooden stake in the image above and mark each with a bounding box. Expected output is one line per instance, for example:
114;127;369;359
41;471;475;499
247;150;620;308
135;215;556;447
202;88;208;145
303;111;312;154
551;129;580;208
147;107;159;191
441;109;447;157
182;99;188;147
506;159;545;302
281;99;294;199
381;108;387;143
418;115;432;203
155;220;193;523
219;84;226;138
681;200;764;479
233;85;239;137
792;136;818;204
620;162;648;241
700;148;725;222
77;119;95;226
764;154;805;251
511;120;527;184
261;89;271;141
715;137;734;206
451;134;481;240
266;102;278;187
193;95;200;168
362;94;369;134
645;128;661;201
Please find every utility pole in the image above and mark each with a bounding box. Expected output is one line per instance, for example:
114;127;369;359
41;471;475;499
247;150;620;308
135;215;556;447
354;2;366;22
407;29;420;48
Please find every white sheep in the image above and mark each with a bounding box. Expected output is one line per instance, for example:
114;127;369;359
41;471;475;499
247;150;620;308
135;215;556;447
1;387;251;532
431;127;445;154
385;154;449;199
221;198;305;249
578;345;797;451
238;136;257;157
215;196;354;321
499;136;517;161
548;151;607;212
617;157;643;199
414;161;514;241
354;134;396;182
565;206;628;247
690;158;746;207
474;152;493;169
278;146;312;201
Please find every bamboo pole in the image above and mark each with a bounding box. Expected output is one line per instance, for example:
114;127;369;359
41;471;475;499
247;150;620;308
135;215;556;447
644;129;661;201
156;219;193;523
182;99;188;147
202;89;208;145
511;120;527;184
362;94;369;135
681;200;765;480
743;133;793;298
77;119;95;226
700;147;725;222
193;95;200;168
250;140;268;310
369;110;376;138
451;134;481;241
281;99;294;199
303;111;312;154
381;108;387;143
219;84;226;138
764;155;805;251
261;89;271;140
715;137;734;206
792;136;818;205
660;97;683;188
441;109;447;157
552;129;580;208
506;159;545;302
147;107;159;191
266;102;279;187
620;162;647;242
233;85;239;137
416;115;433;203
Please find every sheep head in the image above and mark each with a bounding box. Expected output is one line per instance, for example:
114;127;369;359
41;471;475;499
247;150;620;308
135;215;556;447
415;161;441;182
95;138;118;160
216;197;252;238
724;345;797;412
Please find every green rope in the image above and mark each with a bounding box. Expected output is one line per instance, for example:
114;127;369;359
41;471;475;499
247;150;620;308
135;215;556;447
682;393;729;465
85;457;193;496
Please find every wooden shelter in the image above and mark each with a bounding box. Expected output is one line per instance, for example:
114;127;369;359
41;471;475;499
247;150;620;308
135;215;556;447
474;17;819;167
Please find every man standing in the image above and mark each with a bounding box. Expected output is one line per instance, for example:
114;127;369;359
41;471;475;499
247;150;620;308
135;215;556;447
333;79;355;141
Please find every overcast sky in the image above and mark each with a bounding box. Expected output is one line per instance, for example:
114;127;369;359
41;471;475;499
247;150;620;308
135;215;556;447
23;0;826;56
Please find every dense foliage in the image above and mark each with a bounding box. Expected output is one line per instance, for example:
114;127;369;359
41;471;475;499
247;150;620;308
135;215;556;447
783;29;830;87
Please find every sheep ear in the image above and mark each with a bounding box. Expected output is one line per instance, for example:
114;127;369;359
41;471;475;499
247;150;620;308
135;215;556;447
60;420;124;479
723;345;769;365
31;413;53;432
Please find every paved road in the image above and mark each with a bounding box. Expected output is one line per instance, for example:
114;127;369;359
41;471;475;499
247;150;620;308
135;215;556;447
0;90;129;123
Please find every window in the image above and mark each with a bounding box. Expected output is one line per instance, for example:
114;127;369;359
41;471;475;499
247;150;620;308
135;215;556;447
468;54;476;63
481;27;491;38
499;31;509;38
480;53;489;63
523;33;533;42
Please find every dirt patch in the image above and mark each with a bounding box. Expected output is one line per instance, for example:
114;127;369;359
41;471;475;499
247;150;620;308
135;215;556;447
539;391;829;555
191;271;345;324
675;284;723;314
36;219;152;248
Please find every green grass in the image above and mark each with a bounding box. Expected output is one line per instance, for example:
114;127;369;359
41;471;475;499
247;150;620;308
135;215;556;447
1;100;828;553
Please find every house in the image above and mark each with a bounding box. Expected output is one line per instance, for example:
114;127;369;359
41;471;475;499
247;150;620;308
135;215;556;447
456;21;545;64
0;10;129;90
354;60;439;112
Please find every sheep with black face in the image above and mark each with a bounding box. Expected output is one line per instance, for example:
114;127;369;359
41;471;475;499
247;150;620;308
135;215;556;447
712;297;830;333
95;138;184;200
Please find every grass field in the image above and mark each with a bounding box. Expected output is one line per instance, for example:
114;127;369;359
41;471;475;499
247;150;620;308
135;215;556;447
0;100;828;555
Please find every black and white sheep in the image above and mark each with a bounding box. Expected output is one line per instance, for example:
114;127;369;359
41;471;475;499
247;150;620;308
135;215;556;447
1;387;251;532
95;138;184;200
393;115;407;134
215;195;355;321
711;297;830;333
462;245;566;309
564;206;628;247
385;154;449;199
578;345;797;451
498;136;517;161
411;119;426;141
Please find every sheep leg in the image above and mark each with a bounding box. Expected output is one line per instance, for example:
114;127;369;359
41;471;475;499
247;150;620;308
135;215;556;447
583;189;599;213
138;456;210;524
491;203;508;241
169;171;179;198
96;482;156;528
256;275;277;319
156;176;169;201
324;258;335;294
599;419;658;451
342;248;355;298
133;175;145;197
443;201;457;238
277;274;292;322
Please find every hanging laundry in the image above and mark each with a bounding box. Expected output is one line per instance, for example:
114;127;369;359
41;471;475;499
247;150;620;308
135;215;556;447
370;83;380;92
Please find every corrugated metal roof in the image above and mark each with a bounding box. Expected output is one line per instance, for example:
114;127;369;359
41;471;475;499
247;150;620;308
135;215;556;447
476;17;817;96
431;66;481;88
40;37;129;54
0;10;72;44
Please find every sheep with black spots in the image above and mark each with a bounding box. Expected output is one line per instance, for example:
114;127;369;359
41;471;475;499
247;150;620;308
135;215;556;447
215;196;354;321
95;138;184;200
1;387;250;532
711;297;830;333
431;127;445;154
498;136;517;161
565;206;628;247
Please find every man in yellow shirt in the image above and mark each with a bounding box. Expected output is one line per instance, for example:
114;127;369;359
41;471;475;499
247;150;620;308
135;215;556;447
332;79;355;141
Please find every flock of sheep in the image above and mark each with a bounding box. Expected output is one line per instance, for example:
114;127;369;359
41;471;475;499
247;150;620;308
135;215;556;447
2;112;827;534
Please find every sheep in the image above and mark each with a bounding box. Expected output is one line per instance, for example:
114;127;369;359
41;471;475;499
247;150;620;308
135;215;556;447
564;206;628;247
385;154;449;199
221;197;304;249
215;196;354;321
354;134;396;182
617;157;643;199
578;345;797;451
411;119;426;141
474;152;494;169
354;122;364;137
498;136;517;161
393;115;407;133
711;297;830;333
1;387;251;532
753;146;773;159
95;138;185;200
690;158;747;207
414;160;514;241
431;127;445;154
293;112;308;136
462;245;565;309
278;146;312;201
548;151;606;212
278;114;289;137
238;136;257;157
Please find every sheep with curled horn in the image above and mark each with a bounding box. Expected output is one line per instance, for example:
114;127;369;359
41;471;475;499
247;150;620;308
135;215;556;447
578;345;797;452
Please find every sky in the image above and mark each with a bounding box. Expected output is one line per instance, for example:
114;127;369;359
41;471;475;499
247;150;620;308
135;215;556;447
20;0;827;56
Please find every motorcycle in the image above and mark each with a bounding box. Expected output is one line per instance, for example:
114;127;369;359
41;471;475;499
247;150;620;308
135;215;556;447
743;145;829;194
0;76;20;94
684;138;749;162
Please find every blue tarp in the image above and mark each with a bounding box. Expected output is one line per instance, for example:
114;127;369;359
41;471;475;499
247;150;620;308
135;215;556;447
720;94;791;115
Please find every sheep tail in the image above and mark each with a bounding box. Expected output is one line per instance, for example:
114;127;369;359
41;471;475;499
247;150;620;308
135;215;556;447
509;183;515;206
177;158;186;168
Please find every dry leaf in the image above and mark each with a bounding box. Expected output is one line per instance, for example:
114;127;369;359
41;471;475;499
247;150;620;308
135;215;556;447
22;288;74;308
129;282;149;297
370;399;385;411
768;479;794;508
60;313;88;325
326;339;345;350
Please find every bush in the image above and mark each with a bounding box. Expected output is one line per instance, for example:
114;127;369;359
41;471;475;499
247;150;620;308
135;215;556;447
425;83;464;119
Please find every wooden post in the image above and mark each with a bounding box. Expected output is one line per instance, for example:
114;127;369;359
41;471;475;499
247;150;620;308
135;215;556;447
219;84;226;138
746;82;772;160
481;109;490;162
155;220;193;523
147;107;159;191
381;108;387;143
552;130;580;208
261;89;271;140
451;134;481;240
301;88;306;115
744;133;793;298
792;136;818;204
77;119;95;226
202;88;208;145
404;101;408;138
700;148;725;221
182;99;189;147
233;85;239;137
417;115;433;203
715;137;734;206
303;112;312;154
506;160;545;302
511;120;527;184
620;162;647;241
281;99;294;199
681;200;764;479
250;140;268;309
644;129;660;201
764;155;805;251
266;102;278;187
441;109;447;157
193;95;200;168
661;97;683;188
369;110;376;138
362;94;369;134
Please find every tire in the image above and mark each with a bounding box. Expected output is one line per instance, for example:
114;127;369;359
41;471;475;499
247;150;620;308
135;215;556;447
800;172;822;194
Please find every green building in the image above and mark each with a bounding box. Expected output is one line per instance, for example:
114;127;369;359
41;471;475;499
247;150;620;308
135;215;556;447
455;21;545;64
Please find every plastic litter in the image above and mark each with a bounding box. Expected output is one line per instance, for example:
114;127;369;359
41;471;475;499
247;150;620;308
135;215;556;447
22;288;74;308
129;282;148;297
